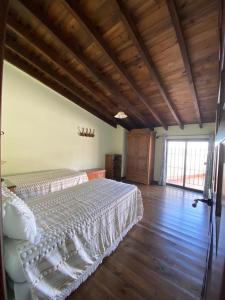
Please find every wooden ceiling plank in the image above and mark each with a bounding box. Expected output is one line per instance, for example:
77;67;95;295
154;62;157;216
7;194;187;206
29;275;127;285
7;16;125;120
6;27;130;130
65;0;167;129
5;45;118;128
17;0;150;128
114;0;183;129
166;0;202;127
6;19;133;129
6;47;118;128
5;37;114;121
7;27;135;130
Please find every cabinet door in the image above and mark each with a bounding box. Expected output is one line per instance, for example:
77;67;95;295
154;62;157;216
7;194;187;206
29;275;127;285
105;155;114;179
126;132;150;184
126;134;137;179
135;134;150;184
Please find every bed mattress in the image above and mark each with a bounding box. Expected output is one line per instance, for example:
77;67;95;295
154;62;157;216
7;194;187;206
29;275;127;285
3;169;88;200
4;178;143;300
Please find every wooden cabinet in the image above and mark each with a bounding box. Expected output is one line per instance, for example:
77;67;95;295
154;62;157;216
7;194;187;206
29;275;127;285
126;129;155;185
84;169;106;181
105;154;122;180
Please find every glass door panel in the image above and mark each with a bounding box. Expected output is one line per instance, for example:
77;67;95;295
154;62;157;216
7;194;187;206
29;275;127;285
185;141;208;190
166;141;186;187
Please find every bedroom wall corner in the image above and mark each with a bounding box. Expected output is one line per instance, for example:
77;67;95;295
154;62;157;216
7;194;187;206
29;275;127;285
1;62;127;176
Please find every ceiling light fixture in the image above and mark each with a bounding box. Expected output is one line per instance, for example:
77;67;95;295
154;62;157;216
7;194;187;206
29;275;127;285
114;111;128;119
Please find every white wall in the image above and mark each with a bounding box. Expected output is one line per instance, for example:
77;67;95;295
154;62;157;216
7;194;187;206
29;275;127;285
153;123;215;181
2;62;127;176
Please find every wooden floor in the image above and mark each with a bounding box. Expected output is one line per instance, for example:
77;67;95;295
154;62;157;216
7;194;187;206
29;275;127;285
68;184;209;300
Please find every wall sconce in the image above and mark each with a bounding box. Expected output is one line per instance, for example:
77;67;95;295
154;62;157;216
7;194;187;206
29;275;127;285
78;127;95;137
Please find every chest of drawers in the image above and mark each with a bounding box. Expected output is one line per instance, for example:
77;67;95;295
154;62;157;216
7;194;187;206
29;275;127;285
84;169;106;181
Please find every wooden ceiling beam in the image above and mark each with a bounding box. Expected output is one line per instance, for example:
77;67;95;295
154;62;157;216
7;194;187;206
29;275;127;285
114;0;183;129
17;0;151;128
65;0;167;129
166;0;202;127
7;16;118;113
5;46;118;128
5;36;118;127
6;19;133;129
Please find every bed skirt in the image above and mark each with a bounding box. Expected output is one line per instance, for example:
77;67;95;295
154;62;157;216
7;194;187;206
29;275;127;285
12;218;140;300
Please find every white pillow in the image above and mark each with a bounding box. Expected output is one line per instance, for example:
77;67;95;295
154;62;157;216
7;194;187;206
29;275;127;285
2;185;37;243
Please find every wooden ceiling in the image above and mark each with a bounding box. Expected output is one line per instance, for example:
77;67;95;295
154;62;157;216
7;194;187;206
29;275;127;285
4;0;219;130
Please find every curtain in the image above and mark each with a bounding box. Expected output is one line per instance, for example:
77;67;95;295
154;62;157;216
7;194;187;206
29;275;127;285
203;134;215;199
158;134;167;186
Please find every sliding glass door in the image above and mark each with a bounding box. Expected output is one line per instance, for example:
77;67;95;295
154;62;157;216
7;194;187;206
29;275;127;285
166;140;208;191
184;141;208;190
166;141;186;187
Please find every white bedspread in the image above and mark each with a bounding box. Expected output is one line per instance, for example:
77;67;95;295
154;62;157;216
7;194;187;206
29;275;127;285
3;169;88;200
6;179;143;300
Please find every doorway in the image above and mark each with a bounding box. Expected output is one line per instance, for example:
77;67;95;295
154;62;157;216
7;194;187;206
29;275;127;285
166;140;209;191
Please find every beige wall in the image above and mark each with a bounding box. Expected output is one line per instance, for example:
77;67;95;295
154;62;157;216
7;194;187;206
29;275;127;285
153;123;215;181
2;62;127;176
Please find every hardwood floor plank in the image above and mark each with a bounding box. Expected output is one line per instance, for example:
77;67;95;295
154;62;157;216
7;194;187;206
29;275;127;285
136;223;208;253
128;226;206;264
124;236;205;279
140;220;209;248
105;245;199;300
112;243;203;296
67;184;208;300
94;264;146;300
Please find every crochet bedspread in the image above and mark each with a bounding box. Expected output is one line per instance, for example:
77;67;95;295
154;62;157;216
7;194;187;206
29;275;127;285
4;169;88;200
11;178;143;300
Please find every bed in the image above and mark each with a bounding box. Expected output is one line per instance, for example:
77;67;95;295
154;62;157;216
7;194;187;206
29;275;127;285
3;169;88;200
4;178;143;300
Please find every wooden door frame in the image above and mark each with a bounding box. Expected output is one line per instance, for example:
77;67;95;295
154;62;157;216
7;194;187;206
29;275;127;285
0;0;9;299
202;0;225;298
